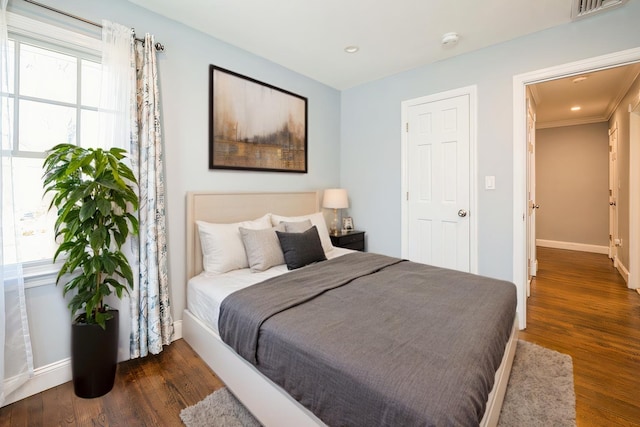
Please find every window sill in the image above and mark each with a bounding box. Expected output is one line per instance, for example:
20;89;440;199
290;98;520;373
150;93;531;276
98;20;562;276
22;260;62;289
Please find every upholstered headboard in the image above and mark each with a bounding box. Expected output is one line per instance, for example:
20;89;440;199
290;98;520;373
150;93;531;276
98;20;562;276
185;191;321;280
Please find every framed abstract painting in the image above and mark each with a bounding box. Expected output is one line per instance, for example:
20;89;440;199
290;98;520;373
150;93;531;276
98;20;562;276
209;65;308;173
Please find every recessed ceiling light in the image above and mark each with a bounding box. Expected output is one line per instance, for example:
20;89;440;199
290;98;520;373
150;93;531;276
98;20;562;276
572;76;589;83
571;106;581;111
344;46;359;54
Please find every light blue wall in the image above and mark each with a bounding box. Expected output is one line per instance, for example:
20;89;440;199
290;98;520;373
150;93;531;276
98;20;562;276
340;1;640;281
14;0;341;369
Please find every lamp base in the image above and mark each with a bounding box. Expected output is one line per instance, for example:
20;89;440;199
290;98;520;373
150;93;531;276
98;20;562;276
330;208;340;236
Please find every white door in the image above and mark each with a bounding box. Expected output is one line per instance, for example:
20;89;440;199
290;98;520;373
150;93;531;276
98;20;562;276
526;99;538;289
404;93;471;271
609;125;619;260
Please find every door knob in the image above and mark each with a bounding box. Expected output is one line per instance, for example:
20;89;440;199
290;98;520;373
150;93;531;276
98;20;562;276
609;201;616;206
458;209;467;218
533;204;540;209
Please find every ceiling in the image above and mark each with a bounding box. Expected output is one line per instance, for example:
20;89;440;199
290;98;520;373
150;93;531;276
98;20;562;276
126;0;636;126
125;0;587;90
531;63;640;129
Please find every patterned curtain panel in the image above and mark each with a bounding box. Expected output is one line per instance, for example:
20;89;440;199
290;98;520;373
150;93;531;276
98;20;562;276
129;34;173;358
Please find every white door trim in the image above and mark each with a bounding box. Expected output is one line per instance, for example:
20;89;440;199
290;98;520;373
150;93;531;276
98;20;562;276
513;47;640;329
401;85;478;274
629;105;640;289
609;124;619;261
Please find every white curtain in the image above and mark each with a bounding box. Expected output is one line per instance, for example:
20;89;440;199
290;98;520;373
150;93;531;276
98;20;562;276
99;21;172;359
98;21;134;151
0;0;34;406
99;20;137;361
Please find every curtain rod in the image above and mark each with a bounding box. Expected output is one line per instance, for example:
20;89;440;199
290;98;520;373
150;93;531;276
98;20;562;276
24;0;165;51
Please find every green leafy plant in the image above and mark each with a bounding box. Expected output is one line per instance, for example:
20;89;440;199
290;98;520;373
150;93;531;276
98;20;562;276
43;143;139;328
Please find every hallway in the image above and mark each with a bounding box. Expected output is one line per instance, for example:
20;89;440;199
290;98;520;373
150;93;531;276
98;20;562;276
520;247;640;426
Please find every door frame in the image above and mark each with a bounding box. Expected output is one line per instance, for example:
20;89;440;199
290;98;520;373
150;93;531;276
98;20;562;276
629;102;640;289
400;85;478;274
513;47;640;329
526;96;537;285
609;124;619;261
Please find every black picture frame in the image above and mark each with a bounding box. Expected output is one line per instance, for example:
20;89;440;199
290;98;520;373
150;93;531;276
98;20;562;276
209;65;308;173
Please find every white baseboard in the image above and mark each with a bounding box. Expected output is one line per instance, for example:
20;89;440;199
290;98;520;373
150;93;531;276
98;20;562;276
173;319;183;341
2;358;72;407
536;239;609;254
2;320;184;408
615;258;630;284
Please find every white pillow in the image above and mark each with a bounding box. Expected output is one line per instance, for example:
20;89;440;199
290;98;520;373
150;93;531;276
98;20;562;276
239;223;286;272
271;212;334;253
282;219;313;233
197;214;272;274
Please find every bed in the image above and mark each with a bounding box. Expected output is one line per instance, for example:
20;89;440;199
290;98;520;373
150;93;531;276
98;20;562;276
182;191;518;426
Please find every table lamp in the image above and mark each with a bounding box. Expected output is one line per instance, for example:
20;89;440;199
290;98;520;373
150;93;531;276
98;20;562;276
323;188;348;235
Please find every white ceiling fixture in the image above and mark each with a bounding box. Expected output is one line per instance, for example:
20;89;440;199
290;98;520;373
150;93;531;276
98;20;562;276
572;75;589;83
441;32;459;47
126;0;629;89
571;0;629;20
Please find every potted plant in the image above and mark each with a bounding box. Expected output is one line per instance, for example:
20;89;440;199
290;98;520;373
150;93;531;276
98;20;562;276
43;143;138;398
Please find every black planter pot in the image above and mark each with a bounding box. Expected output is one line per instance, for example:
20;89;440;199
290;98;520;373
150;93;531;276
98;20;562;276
71;309;119;398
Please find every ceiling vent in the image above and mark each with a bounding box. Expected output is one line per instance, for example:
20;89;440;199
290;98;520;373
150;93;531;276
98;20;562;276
571;0;628;20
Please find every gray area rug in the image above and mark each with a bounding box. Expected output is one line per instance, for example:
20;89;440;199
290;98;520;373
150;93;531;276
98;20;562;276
498;340;576;426
180;340;575;427
180;387;260;427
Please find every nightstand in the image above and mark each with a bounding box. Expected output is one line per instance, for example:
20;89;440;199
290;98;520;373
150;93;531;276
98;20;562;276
330;230;365;252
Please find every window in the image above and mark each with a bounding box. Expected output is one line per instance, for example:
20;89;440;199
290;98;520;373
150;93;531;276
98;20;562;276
2;34;101;267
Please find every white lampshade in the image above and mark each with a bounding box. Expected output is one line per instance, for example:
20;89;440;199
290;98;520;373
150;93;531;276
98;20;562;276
323;188;349;209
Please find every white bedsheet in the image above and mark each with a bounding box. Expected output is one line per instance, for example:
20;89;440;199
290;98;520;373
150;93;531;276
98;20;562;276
187;247;353;333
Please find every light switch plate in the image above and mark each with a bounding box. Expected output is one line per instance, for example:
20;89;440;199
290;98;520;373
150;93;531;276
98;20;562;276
485;176;495;190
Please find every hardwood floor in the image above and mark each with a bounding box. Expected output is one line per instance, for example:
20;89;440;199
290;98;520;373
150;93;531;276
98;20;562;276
520;247;640;427
0;339;224;427
1;246;639;426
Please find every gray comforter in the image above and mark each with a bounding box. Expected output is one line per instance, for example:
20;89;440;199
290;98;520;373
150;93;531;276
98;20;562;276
219;252;517;427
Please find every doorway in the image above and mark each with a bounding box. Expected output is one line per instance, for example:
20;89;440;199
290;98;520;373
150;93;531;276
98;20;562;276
513;47;640;329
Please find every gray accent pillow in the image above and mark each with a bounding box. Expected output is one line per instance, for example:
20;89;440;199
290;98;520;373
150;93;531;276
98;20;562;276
282;219;313;233
276;226;327;270
239;223;286;272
